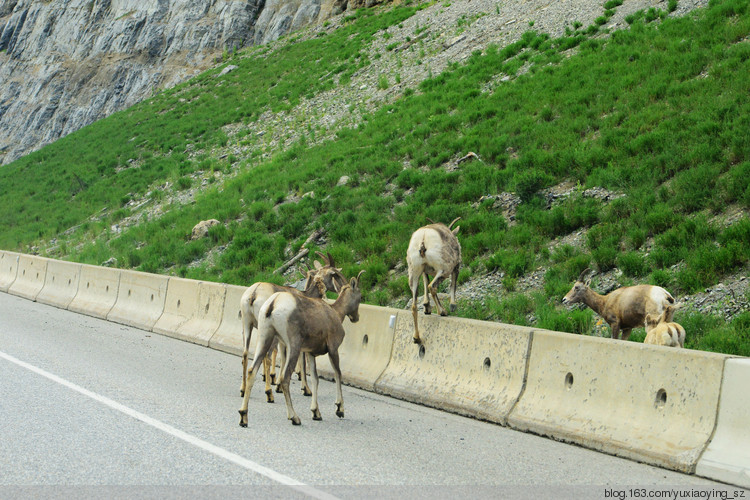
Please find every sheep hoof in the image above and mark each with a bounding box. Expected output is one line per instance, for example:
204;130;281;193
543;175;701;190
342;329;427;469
265;389;274;403
270;374;276;385
275;385;283;394
412;335;421;344
291;416;301;426
450;304;457;313
335;403;344;419
238;410;248;427
423;308;432;315
302;387;312;396
439;310;448;317
239;390;245;398
312;409;322;421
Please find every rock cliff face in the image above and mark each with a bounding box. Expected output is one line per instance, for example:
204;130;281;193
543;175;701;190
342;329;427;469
0;0;364;165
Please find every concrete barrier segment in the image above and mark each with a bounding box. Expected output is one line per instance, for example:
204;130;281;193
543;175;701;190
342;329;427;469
67;265;121;319
507;330;728;473
107;269;168;331
36;259;82;309
8;255;49;301
208;284;247;357
152;277;201;337
696;358;750;488
0;251;20;292
372;312;533;425
315;304;398;391
174;281;226;346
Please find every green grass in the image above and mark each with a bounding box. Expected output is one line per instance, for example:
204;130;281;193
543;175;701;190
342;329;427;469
0;0;748;355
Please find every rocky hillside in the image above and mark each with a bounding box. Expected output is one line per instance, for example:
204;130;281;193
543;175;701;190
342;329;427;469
0;0;380;165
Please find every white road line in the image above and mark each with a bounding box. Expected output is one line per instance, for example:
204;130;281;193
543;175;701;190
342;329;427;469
0;350;338;500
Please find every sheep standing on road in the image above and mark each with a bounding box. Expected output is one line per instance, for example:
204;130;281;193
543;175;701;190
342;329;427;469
406;218;462;344
562;268;676;340
239;271;364;426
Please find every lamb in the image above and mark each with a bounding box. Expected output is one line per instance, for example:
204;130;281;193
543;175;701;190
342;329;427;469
239;252;346;401
238;271;364;426
644;305;685;348
562;268;675;340
406;218;462;344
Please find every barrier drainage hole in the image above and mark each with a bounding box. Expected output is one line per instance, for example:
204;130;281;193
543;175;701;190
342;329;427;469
418;345;426;359
565;372;574;389
128;290;132;297
483;357;491;371
655;389;667;408
362;334;369;347
151;294;154;301
106;286;109;292
237;310;242;319
177;300;181;308
205;303;210;313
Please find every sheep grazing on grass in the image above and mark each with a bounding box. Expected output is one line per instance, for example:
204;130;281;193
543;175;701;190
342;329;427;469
644;305;685;348
239;252;346;401
406;218;462;344
239;271;364;426
562;268;675;341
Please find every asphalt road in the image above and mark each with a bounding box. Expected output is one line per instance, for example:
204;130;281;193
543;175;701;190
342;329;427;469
0;291;742;499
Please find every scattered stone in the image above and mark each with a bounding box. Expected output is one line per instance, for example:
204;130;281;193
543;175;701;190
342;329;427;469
190;219;221;240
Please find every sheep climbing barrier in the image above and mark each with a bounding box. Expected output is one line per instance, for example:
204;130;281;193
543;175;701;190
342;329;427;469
373;312;532;425
0;252;747;487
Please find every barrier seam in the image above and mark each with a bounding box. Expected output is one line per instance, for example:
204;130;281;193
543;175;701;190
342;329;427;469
506;328;534;425
693;356;731;476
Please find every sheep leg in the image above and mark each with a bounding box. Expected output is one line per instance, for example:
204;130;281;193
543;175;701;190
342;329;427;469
308;353;321;421
610;323;621;340
298;355;311;396
449;267;459;313
240;317;254;397
269;347;278;386
275;342;285;393
262;355;274;403
421;273;432;315
621;328;632;341
239;332;275;427
329;350;345;419
409;270;422;344
280;344;302;426
428;271;448;316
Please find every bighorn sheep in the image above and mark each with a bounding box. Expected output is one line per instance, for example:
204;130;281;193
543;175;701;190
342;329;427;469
644;305;685;348
562;268;675;340
238;271;364;426
239;252;346;401
406;218;462;344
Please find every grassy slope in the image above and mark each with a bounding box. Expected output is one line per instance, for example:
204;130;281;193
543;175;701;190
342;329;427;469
0;0;748;354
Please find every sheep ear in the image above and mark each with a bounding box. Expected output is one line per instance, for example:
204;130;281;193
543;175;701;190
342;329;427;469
313;260;323;270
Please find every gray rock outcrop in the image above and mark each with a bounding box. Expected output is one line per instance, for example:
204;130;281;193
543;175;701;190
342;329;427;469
0;0;362;165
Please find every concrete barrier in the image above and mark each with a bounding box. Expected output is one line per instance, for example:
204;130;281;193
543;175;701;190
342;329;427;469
153;277;201;337
372;312;533;425
8;255;48;301
107;269;168;331
68;264;121;319
696;358;750;488
507;330;728;473
0;251;19;292
36;260;82;309
207;284;247;356
174;281;226;346
315;304;398;391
